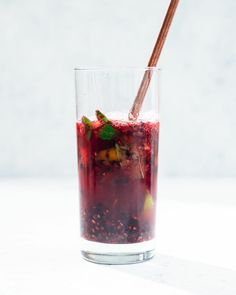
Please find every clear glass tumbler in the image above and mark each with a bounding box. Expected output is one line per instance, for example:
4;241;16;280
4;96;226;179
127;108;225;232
75;67;160;264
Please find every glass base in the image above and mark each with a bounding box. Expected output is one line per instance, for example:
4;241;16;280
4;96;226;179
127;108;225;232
82;249;154;264
80;238;155;265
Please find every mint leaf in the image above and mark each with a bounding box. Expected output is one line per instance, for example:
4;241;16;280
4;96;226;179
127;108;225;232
95;110;110;123
81;116;92;140
82;116;92;126
99;124;116;140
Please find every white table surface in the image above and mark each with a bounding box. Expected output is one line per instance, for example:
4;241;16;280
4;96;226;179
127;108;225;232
0;178;236;295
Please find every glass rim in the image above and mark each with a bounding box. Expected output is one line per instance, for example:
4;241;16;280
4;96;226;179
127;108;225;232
74;66;161;72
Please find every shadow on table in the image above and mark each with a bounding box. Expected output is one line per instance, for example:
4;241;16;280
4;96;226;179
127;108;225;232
109;254;236;295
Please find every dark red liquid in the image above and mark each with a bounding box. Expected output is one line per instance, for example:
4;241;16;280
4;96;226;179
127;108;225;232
76;119;159;244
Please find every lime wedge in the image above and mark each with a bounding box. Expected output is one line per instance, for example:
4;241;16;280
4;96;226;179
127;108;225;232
144;193;154;211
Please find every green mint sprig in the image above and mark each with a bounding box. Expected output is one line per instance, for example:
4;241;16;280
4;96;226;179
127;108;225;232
81;110;117;141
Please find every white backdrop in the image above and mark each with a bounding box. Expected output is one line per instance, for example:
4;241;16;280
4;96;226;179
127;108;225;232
0;0;235;177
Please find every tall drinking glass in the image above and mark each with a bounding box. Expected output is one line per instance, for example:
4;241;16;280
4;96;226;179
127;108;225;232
75;67;160;264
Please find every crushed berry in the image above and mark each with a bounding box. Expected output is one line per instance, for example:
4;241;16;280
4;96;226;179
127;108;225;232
81;204;153;244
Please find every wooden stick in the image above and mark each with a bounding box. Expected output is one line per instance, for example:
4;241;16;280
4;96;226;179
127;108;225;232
129;0;180;120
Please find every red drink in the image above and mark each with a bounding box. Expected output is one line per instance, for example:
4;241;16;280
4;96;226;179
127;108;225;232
76;112;159;244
